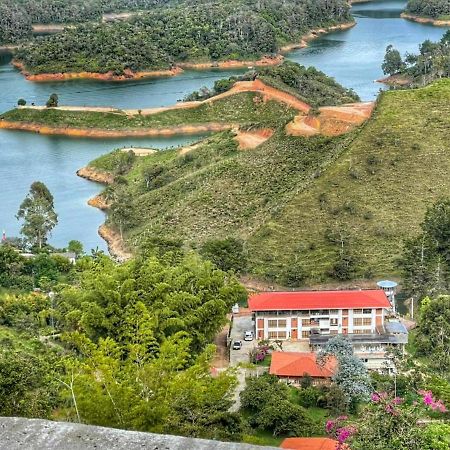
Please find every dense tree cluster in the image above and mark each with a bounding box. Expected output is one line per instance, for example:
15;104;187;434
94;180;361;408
383;32;450;85
0;0;172;44
0;1;32;45
400;197;450;299
15;0;352;74
406;0;450;19
0;251;247;438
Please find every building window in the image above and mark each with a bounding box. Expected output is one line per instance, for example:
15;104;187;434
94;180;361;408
354;318;363;326
353;309;363;314
302;319;310;327
330;309;339;315
268;331;287;339
353;329;365;334
363;308;372;314
302;331;309;339
363;318;372;326
330;330;339;335
330;318;338;326
268;319;287;328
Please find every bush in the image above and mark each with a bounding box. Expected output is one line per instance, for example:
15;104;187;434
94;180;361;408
17;98;26;106
298;386;321;408
46;93;58;108
200;237;247;273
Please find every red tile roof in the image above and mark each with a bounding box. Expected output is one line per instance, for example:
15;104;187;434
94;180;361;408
281;437;345;450
270;352;336;378
248;290;390;311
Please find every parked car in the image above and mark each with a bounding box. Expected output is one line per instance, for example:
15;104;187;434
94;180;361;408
244;330;254;341
232;340;243;350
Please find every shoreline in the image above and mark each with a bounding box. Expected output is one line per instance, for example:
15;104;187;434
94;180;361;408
76;165;131;260
12;60;184;82
76;166;115;184
376;73;412;86
12;20;355;82
280;22;356;52
400;13;450;26
0;120;234;138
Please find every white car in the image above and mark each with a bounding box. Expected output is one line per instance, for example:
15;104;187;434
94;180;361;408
244;330;254;341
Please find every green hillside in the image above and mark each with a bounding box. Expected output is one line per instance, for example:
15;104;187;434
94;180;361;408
249;80;450;282
91;80;450;285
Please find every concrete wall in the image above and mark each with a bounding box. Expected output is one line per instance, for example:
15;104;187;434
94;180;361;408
0;417;280;450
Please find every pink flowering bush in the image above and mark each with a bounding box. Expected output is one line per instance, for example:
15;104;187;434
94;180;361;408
326;391;448;450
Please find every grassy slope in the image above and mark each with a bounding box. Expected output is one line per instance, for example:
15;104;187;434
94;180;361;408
248;80;450;280
0;93;296;129
90;80;450;283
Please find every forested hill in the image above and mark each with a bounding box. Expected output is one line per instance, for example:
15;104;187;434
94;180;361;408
0;0;173;45
405;0;450;19
14;0;353;73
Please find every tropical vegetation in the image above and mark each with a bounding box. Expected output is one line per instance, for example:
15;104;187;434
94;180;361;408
13;0;352;72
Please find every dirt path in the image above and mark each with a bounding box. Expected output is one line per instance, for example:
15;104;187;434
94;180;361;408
212;321;230;369
121;147;157;156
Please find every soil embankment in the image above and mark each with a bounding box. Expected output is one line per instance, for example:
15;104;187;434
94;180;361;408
88;194;109;210
12;60;183;82
76;166;114;184
400;13;450;26
98;224;132;261
76;166;131;260
234;128;274;149
286;102;374;137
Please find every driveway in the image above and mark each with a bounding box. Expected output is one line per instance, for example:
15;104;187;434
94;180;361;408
229;314;257;366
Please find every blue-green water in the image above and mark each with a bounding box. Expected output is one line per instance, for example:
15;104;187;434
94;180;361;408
0;0;448;252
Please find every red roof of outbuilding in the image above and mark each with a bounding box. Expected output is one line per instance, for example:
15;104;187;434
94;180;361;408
248;290;390;311
281;437;348;450
270;352;336;378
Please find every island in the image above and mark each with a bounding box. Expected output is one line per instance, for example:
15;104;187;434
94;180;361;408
9;0;355;81
402;0;450;26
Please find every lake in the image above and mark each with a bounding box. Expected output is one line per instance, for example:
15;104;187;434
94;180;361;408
0;0;447;252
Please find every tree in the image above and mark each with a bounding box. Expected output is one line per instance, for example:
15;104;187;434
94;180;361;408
16;182;58;249
68;240;84;257
382;45;406;76
318;335;372;410
415;295;450;374
17;98;26;106
200;237;247;273
46;93;58;108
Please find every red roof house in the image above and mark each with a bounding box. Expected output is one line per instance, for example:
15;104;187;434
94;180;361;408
280;437;347;450
270;352;336;384
249;290;390;311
